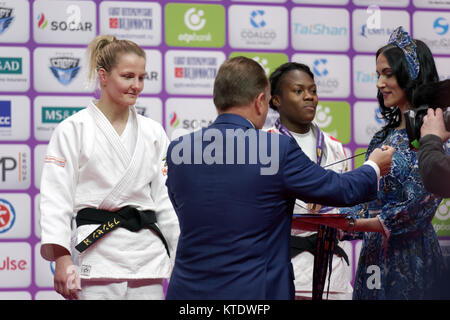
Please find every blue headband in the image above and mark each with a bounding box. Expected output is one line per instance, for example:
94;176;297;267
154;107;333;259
388;26;420;80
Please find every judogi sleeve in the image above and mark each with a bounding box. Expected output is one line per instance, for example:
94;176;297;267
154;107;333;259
282;138;377;207
40;121;80;261
150;125;180;264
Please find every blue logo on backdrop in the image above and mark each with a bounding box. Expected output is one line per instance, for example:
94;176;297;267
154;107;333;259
313;59;328;77
0;101;11;128
250;10;266;28
360;24;396;38
0;7;13;35
49;57;80;86
433;17;449;36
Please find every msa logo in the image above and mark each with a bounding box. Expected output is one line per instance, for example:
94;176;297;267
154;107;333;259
42;106;84;123
0;57;22;74
0;101;11;128
49;57;80;85
0;7;13;35
0;198;15;234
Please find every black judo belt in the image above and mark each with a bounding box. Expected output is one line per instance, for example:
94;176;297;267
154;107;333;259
290;229;349;300
75;206;170;257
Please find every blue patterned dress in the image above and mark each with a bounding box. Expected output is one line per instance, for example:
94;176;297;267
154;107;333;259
342;128;447;300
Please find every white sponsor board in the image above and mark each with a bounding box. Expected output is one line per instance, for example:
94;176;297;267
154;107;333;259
353;9;410;52
0;193;31;239
0;242;31;288
0;46;30;92
0;0;30;43
33;47;94;93
292;53;350;98
228;5;288;50
291;7;349;52
0;95;30;141
100;1;161;46
165;50;225;95
33;0;96;44
0;144;30;190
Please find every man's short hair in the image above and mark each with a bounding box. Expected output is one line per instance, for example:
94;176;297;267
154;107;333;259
213;56;269;111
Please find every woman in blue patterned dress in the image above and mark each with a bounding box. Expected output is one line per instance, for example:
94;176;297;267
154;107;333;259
302;27;448;299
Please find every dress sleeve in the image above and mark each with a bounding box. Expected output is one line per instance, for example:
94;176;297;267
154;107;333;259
377;164;442;240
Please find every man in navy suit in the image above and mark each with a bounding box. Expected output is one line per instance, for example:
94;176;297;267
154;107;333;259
165;56;394;300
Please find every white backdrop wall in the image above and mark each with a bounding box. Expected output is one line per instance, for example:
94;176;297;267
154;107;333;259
0;0;449;300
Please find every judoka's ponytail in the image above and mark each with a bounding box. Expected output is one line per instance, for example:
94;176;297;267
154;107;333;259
87;35;146;82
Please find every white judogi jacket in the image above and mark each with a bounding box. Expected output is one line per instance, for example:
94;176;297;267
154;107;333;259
267;123;353;299
40;101;180;280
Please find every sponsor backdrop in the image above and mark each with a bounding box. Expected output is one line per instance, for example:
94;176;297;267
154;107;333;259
0;0;449;300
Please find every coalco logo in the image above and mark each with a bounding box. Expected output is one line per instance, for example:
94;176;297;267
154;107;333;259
250;10;266;28
312;59;339;91
240;9;276;43
0;198;15;234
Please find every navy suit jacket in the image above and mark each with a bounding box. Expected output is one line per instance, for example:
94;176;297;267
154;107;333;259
165;114;377;300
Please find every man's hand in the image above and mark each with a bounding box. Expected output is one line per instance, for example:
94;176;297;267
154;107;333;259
368;145;394;176
421;108;450;142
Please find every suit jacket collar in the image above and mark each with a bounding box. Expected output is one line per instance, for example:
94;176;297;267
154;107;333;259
213;113;255;129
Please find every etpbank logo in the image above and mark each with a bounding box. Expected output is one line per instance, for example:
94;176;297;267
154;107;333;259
0;101;11;128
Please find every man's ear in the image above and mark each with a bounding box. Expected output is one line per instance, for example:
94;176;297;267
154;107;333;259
255;92;266;115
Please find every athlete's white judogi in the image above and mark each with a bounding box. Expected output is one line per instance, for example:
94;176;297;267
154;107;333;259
267;123;353;299
40;101;180;282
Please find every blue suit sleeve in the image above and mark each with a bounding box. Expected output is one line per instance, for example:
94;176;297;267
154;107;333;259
282;138;377;207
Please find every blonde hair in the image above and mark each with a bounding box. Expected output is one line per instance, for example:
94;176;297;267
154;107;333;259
87;35;146;82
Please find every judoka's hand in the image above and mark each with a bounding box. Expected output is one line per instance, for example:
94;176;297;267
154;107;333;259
368;145;394;176
54;255;81;300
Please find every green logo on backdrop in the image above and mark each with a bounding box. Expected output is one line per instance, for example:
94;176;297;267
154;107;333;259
165;3;225;48
0;57;22;74
229;52;288;77
314;101;350;144
433;198;450;236
353;147;367;169
42;107;84;123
